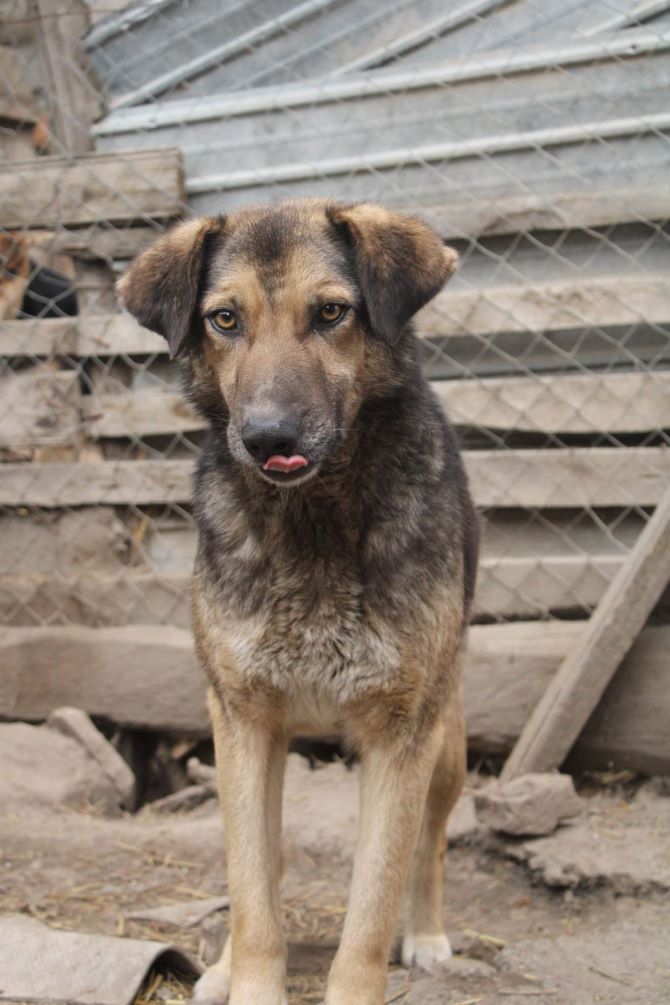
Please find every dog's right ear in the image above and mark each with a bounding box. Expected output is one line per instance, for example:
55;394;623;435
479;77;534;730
116;216;223;358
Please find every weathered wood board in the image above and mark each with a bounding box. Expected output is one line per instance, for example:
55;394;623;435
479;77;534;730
3;320;668;379
1;621;668;771
0;511;652;626
0;459;192;507
0;149;184;230
2;448;668;508
0;44;37;124
429;371;670;435
0;370;81;449
3;274;667;357
0;315;165;357
26;225;166;263
0;553;638;628
466;447;670;509
0;96;37;125
77;370;670;441
16;183;670;263
570;624;670;774
417;275;670;341
35;0;99;154
82;388;201;438
423;181;670;241
0;624;209;734
475;554;624;620
464;622;670;773
501;485;670;778
0;507;131;576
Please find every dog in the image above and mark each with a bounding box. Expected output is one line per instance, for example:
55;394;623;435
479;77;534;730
118;199;478;1005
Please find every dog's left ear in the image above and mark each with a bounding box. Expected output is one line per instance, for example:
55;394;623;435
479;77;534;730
327;203;458;343
116;216;223;358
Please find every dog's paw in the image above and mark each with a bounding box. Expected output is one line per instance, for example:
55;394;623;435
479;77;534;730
191;964;231;1004
401;932;452;972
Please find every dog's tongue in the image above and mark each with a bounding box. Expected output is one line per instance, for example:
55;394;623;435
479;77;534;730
263;454;309;473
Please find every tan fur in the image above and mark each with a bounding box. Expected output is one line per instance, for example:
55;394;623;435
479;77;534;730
0;232;30;320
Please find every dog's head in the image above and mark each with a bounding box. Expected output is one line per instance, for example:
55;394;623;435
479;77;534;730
117;200;457;487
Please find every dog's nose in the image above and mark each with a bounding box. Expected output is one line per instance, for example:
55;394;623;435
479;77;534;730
241;415;301;463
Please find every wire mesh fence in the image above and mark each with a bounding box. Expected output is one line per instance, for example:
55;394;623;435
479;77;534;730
1;0;669;639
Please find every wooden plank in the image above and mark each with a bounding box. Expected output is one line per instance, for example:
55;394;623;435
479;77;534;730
0;97;37;126
465;622;670;773
0;315;165;357
0;370;81;449
422;323;670;380
44;186;666;250
0;510;653;624
26;225;167;263
0;507;131;576
0;149;185;230
434;371;670;435
80;370;670;441
501;484;670;779
568;625;670;774
467;448;670;509
0;624;210;735
423;183;670;240
0;554;641;628
0;45;37;125
0;571;191;629
4;315;668;377
1;621;668;771
0;459;192;507
1;448;668;508
475;554;622;620
83;388;201;438
3;273;668;358
35;0;99;154
417;274;670;340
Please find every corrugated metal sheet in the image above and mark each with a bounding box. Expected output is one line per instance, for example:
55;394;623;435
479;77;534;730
87;0;662;103
92;29;670;215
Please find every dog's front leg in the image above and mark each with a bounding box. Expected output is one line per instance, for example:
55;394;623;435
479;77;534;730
325;723;443;1005
194;688;287;1005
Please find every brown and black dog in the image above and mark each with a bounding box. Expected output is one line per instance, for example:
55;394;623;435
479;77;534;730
118;199;478;1005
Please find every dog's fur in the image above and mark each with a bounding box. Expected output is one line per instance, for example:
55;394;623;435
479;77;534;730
118;199;478;1005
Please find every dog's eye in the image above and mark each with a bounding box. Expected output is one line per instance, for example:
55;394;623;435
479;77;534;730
316;303;346;325
209;309;238;333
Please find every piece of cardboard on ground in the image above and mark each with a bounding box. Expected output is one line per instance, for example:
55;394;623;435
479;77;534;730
0;913;201;1005
125;895;229;928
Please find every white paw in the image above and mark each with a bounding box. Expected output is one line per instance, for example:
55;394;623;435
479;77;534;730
192;964;231;1004
401;932;453;972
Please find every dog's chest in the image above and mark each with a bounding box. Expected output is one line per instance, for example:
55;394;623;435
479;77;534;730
203;528;404;704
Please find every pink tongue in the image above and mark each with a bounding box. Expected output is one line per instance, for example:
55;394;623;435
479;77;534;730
263;454;309;473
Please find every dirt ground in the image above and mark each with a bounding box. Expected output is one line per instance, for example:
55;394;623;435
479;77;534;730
1;745;669;1005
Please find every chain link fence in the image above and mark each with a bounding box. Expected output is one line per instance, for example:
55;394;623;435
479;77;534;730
1;0;669;646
